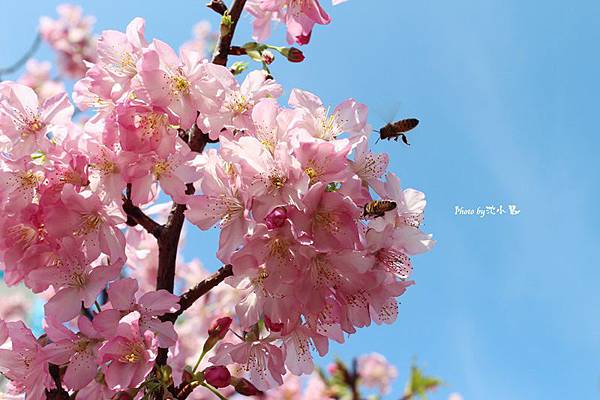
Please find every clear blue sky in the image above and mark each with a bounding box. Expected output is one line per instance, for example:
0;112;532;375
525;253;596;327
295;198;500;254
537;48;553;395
2;1;599;399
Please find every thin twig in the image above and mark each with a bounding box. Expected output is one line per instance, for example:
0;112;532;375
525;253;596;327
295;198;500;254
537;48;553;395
122;184;163;239
166;264;233;323
211;0;248;66
0;33;41;79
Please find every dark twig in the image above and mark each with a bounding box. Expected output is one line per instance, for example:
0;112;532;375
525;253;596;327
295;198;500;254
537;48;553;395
122;184;163;239
165;264;233;324
207;0;229;15
0;33;41;79
211;0;248;66
153;0;248;387
229;46;247;56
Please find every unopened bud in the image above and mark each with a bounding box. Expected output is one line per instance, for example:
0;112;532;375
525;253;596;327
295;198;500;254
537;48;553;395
262;50;275;65
230;61;249;76
204;316;233;353
265;207;287;230
231;377;261;396
282;47;305;63
208;317;232;339
203;366;232;388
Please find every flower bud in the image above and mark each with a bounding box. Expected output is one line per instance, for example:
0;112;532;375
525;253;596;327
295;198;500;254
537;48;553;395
262;50;275;65
281;47;305;63
204;316;233;353
265;207;287;230
231;61;249;76
203;366;232;388
231;377;261;396
208;317;232;339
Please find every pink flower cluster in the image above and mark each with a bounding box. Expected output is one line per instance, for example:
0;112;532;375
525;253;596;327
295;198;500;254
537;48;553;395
195;87;434;390
246;0;347;45
39;4;97;78
0;6;434;397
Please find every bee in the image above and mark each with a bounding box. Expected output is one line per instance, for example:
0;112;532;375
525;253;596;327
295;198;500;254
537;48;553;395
378;118;419;145
363;200;397;218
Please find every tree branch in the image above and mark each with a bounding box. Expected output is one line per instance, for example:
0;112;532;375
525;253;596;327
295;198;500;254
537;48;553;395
168;264;233;323
0;33;41;79
154;0;247;376
122;184;164;239
211;0;248;66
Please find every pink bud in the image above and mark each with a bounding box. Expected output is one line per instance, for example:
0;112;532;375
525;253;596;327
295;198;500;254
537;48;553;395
265;207;288;230
204;366;231;388
286;47;305;63
208;317;232;339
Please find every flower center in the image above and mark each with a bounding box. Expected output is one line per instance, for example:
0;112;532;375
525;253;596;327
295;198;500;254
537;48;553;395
119;341;145;364
225;92;250;115
152;160;171;179
75;213;104;236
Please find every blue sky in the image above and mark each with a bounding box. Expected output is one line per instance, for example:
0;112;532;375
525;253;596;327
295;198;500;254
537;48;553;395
2;1;600;399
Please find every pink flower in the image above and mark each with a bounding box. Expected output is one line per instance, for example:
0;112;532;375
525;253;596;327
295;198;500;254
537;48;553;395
211;339;286;391
370;173;435;255
0;83;73;158
44;312;120;390
357;353;398;394
200;70;283;136
289;182;361;251
107;278;180;347
98;311;157;390
288;89;369;141
220;135;309;220
0;321;54;400
26;238;122;322
185;149;250;262
138;39;210;129
128;138;200;205
94;17;147;87
247;0;331;45
45;184;127;262
351;135;389;186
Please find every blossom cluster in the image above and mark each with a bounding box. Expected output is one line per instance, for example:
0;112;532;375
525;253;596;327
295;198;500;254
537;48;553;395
39;4;97;78
0;1;434;398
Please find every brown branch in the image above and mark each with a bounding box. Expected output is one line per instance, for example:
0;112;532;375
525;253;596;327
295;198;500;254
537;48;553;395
122;184;163;239
153;0;247;381
211;0;248;66
166;264;233;324
229;46;247;56
0;32;41;79
207;0;228;15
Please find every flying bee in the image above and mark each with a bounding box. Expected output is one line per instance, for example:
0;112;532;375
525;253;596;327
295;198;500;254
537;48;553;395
377;118;419;145
363;200;397;219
